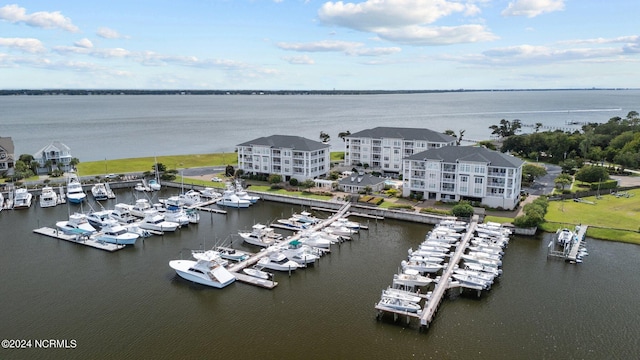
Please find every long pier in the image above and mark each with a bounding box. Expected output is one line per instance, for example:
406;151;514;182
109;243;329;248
33;227;126;252
566;225;588;261
419;216;478;328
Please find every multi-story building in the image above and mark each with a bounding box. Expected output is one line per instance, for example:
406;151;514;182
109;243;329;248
402;146;525;210
344;127;455;173
33;141;73;174
0;137;15;176
237;135;331;182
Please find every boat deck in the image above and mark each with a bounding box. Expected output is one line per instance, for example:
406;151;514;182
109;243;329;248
33;227;126;252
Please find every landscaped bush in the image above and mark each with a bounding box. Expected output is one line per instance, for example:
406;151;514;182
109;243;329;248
452;201;474;218
589;180;618;191
420;207;452;215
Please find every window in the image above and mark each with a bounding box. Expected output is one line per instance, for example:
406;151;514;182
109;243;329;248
474;177;483;184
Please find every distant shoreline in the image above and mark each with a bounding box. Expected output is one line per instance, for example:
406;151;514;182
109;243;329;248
1;88;637;96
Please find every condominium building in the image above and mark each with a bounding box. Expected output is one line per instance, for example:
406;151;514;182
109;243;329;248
402;146;525;210
33;141;73;174
237;135;331;182
344;127;455;173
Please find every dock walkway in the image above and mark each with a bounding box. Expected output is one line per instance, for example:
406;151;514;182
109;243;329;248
566;225;588;261
33;227;126;252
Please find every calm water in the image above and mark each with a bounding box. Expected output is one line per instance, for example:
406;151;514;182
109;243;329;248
1;190;639;359
2;90;639;161
2;91;640;359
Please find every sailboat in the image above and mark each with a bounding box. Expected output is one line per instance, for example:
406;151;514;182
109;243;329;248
149;157;161;191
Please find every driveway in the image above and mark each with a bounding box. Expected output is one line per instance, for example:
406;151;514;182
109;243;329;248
524;163;562;196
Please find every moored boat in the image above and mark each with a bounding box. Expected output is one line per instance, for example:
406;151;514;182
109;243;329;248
169;255;236;289
94;222;139;245
13;188;33;209
56;213;97;235
39;186;58;208
66;176;86;204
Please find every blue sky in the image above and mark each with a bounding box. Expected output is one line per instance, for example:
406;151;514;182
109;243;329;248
1;0;639;90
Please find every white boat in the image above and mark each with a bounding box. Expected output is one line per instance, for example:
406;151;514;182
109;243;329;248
169;256;236;289
476;222;512;237
191;250;228;266
281;246;320;265
91;183;116;201
239;224;283;247
148;179;161;191
331;217;361;230
138;210;180;232
376;297;421;313
257;252;300;272
242;266;272;280
453;268;496;283
401;259;444;274
129;199;152;218
66;176;86;204
179;190;202;207
468;245;503;256
56;213;96;235
291;211;321;224
276;217;310;230
408;255;445;264
86;210;118;228
218;189;251;208
461;254;501;268
408;248;448;258
392;269;433;287
124;223;152;238
163;205;191;226
134;180;150;192
298;231;333;248
235;180;260;203
382;287;422;303
438;219;468;232
94;223;139;245
186;208;200;224
39;186;58;208
0;191;4;211
199;187;221;199
110;203;137;224
215;247;250;262
451;273;492;289
13;188;33;209
556;228;575;246
467;251;502;262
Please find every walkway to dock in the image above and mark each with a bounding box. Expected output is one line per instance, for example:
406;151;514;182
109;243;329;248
227;202;352;274
419;215;478;328
566;225;588;261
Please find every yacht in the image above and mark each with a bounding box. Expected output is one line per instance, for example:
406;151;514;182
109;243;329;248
129;199;152;218
392;269;433;288
215;247;250;262
451;273;492;290
382;287;422;304
276;217;310;231
291;211;321;225
94;223;139;245
87;210;118;228
257;252;300;272
199;187;221;199
39;186;58;208
161;205;191;226
110;203;137;224
242;266;272;280
169;253;236;289
331;217;361;230
376;296;421;313
401;259;444;274
66;176;86;204
280;245;320;266
239;223;283;247
13;188;33;209
91;183;113;201
298;231;333;249
234;180;260;203
556;228;576;246
138;210;180;232
56;213;97;235
218;188;251;208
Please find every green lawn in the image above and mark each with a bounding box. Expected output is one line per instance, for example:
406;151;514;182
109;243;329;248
77;153;238;176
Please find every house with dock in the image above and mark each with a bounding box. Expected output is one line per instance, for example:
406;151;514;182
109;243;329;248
236;135;331;182
343;127;456;174
402;146;524;210
33;141;73;174
0;136;15;177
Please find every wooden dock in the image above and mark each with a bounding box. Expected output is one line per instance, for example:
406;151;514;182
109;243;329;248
566;225;588;261
230;272;278;289
33;227;126;252
419;216;479;329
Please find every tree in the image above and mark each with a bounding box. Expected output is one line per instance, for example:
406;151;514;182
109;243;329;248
478;140;496;150
574;165;609;183
534;122;543;132
268;174;282;184
153;162;167;172
554;174;572;190
70;157;80;168
444;129;465;145
452;201;474;218
522;163;547;184
338;131;351;141
225;164;235;177
489;119;522;138
319;131;330;143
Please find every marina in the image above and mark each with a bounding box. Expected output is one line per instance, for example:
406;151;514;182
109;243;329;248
32;227;126;251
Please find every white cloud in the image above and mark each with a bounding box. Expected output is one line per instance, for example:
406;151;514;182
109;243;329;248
346;46;401;56
276;40;401;57
501;0;565;18
282;55;315;65
0;4;79;32
74;38;94;48
96;27;128;39
0;37;46;53
317;0;492;46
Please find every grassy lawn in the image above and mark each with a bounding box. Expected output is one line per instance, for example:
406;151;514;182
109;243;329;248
330;151;345;162
77;153;238;176
247;185;334;200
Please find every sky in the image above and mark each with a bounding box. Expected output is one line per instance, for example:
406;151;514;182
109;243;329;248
1;0;639;90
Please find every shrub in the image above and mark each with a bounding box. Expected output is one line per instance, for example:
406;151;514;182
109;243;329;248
452;201;474;218
289;178;299;186
268;174;282;184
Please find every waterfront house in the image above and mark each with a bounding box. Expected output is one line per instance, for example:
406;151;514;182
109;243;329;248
33;141;73;174
0;137;15;176
338;173;386;194
344;127;456;174
237;135;331;182
402;146;524;210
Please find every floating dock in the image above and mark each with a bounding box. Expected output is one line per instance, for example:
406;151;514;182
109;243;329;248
230;271;278;289
33;227;126;252
566;225;588;262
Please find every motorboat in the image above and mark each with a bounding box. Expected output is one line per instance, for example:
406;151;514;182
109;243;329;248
169;255;236;289
463;262;503;277
215;247;250;262
461;254;501;268
467;251;502;262
376;297;421;313
124;223;152;238
199;187;221;199
401;259;444;274
408;255;445;264
218;189;251;208
179;190;202;207
257;252;300;272
110;203;137;224
242;266;272;280
451;273;492;290
186;208;200;224
291;211;321;225
408;249;448;259
437;219;468;232
86;210;118;228
281;246;320;266
13;188;33;209
129;199;152;218
468;245;503;256
392;269;433;288
162;205;191;226
556;228;575;246
476;222;512;237
234;180;259;203
134;181;150;192
94;223;139;245
298;231;333;249
323;224;356;237
191;250;229;267
39;186;58;208
0;192;4;211
66;176;86;204
453;267;496;283
239;224;283;247
91;183;110;201
138;210;180;232
148;179;161;191
276;217;310;231
330;217;361;230
382;287;422;303
56;213;97;235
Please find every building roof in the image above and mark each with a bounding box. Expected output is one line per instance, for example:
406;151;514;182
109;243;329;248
237;135;330;151
33;141;71;158
338;173;386;187
405;145;525;168
0;137;14;154
347;127;456;143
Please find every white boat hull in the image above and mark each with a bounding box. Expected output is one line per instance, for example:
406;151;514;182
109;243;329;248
169;260;235;288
